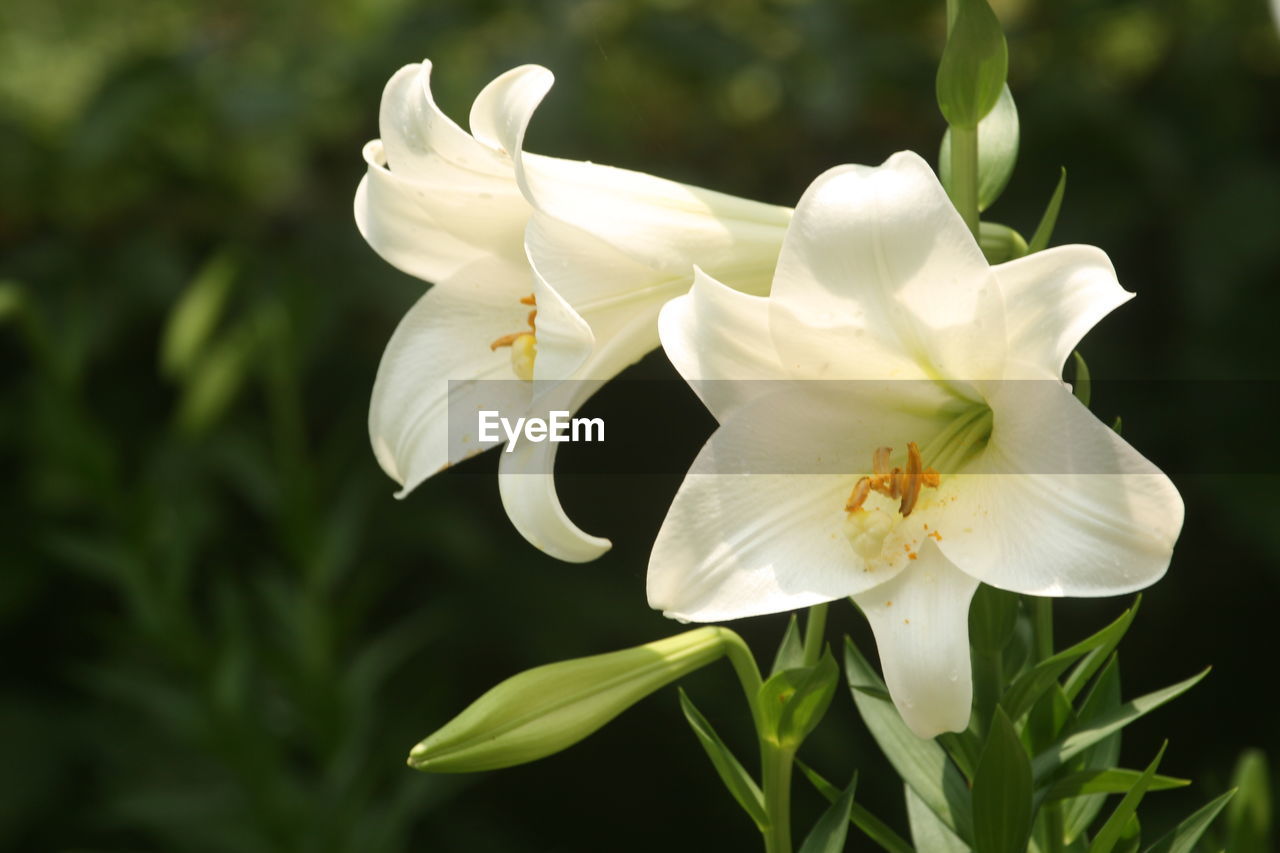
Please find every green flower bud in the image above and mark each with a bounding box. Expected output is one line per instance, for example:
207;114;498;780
757;650;839;750
409;627;731;773
978;221;1029;264
936;0;1008;128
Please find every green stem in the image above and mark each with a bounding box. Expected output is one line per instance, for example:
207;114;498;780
1029;596;1064;852
802;602;828;666
762;743;796;853
950;122;981;238
718;628;764;728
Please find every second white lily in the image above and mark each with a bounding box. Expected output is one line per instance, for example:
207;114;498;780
649;151;1184;738
356;60;792;561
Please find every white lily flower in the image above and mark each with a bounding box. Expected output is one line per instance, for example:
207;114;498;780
355;61;791;562
649;151;1184;738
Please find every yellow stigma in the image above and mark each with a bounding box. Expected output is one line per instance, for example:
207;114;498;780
508;333;537;381
489;294;538;381
841;442;942;568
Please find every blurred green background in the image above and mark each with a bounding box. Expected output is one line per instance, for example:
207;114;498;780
3;0;1279;850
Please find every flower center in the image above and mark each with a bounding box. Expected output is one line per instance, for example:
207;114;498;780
839;399;988;571
839;405;992;569
845;442;940;518
842;442;941;564
489;294;538;381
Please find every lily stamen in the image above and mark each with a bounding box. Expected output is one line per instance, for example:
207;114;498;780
845;442;941;518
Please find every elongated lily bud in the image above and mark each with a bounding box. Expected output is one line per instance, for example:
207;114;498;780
409;627;732;772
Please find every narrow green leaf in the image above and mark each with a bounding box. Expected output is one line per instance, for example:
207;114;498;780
905;784;970;853
1143;789;1237;853
1002;601;1137;723
938;730;982;782
772;614;806;677
969;584;1019;654
798;761;916;853
1025;682;1074;754
799;776;857;853
1063;598;1141;703
973;707;1033;853
409;628;729;772
1032;669;1209;780
1028;168;1067;253
1044;769;1190;802
845;638;974;841
940;84;1019;211
1072;351;1092;408
1089;742;1167;853
1226;749;1272;853
1064;655;1124;843
678;689;767;830
1112;415;1124;435
936;0;1009;127
1117;814;1143;853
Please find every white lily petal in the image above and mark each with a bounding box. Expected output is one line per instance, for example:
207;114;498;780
355;147;528;283
469;64;790;286
468;64;555;160
525;212;689;384
368;255;535;495
938;380;1184;596
995;245;1133;379
649;384;962;622
852;543;979;738
769;152;1004;382
525;251;594;385
355;62;532;282
497;378;612;563
659;267;788;421
381;61;511;182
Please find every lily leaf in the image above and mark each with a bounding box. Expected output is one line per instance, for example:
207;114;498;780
1032;669;1209;781
798;761;915;853
1089;742;1167;853
1072;351;1092;409
972;706;1033;853
771;614;806;677
845;637;973;842
678;689;767;830
906;784;970;853
1028;168;1067;253
1064;655;1123;843
799;775;857;853
1001;600;1137;723
777;650;839;748
1043;768;1189;802
1143;789;1237;853
969;584;1019;655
